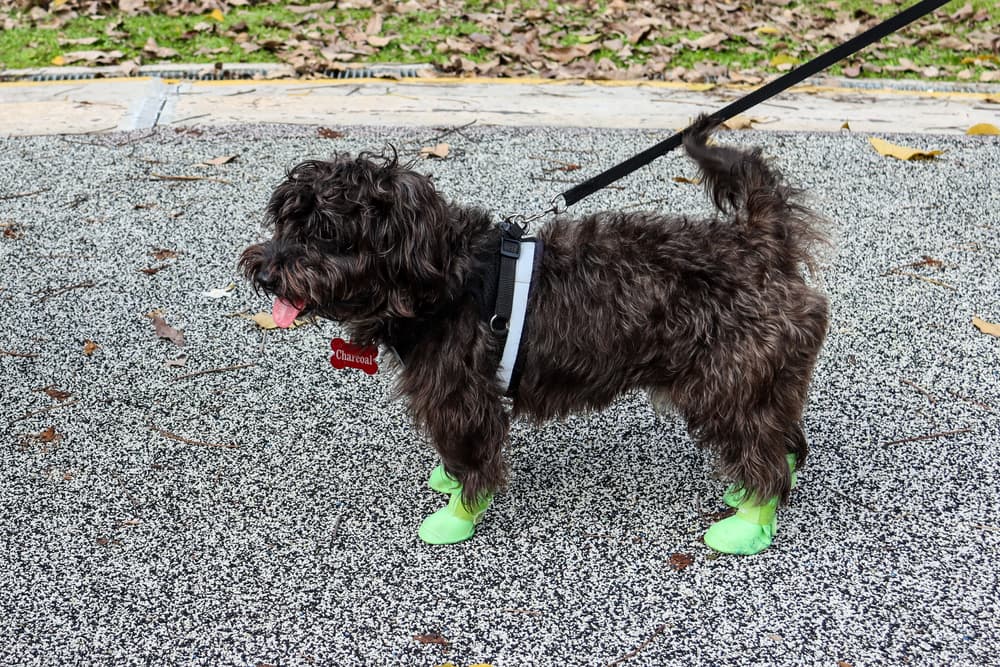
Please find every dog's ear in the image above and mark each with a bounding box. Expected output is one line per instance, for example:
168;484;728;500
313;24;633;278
265;160;335;232
366;160;453;298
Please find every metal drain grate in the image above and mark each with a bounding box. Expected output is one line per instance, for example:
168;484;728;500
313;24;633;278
7;62;434;83
323;64;431;79
28;68;270;82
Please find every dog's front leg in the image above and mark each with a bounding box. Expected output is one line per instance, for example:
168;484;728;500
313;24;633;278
409;376;509;545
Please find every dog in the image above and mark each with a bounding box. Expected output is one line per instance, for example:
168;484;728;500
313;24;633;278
240;117;829;553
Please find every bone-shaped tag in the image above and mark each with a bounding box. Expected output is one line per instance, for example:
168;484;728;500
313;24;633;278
330;338;378;375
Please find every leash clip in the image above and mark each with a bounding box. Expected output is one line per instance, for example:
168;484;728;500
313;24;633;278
503;194;564;233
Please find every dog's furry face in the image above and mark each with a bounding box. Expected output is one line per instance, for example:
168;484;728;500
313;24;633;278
240;154;459;337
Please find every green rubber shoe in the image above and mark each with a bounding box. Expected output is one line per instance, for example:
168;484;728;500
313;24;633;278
704;496;779;555
428;464;461;495
418;489;492;545
722;453;799;508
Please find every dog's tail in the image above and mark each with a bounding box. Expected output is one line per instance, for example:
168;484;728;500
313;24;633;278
682;114;826;274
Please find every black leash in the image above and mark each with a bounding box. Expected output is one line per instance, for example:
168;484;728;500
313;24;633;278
559;0;953;208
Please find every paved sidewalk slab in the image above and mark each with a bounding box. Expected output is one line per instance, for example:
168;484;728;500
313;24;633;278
2;76;999;136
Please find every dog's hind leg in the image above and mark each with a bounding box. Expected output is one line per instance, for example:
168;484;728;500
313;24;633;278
676;344;818;554
700;415;800;556
722;423;805;508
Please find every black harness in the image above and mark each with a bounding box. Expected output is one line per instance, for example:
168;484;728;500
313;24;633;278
390;222;543;398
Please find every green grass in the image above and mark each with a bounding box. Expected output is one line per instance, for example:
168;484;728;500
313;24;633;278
0;0;997;80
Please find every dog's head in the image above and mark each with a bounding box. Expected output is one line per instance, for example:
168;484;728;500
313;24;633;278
239;152;453;332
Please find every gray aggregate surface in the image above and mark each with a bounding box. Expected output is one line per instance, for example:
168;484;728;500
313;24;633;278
1;122;998;667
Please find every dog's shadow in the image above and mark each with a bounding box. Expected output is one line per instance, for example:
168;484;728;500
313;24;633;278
497;391;719;538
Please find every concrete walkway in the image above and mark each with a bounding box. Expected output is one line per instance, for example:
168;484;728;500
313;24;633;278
2;73;999;136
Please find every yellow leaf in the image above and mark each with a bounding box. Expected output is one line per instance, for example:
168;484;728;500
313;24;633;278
51;55;66;66
756;25;780;35
420;143;450;159
198;154;239;166
722;115;762;130
868;137;944;161
962;54;999;65
841;121;850;130
972;316;1000;338
967;123;1000;136
209;8;225;22
769;53;799;67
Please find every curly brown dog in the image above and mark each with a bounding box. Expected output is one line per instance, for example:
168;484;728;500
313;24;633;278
240;118;829;554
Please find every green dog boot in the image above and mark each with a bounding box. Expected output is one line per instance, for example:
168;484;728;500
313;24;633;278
428;464;461;495
704;495;779;555
722;453;798;508
419;488;492;545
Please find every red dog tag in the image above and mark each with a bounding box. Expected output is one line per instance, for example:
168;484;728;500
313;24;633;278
330;338;379;375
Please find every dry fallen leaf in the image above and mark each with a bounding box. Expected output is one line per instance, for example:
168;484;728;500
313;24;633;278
668;552;695;571
82;340;100;356
196;155;239;167
769;53;799;68
688;32;728;49
202;284;235;298
151;248;178;261
151;316;185;347
2;222;23;240
143;37;178;59
966;123;1000;136
673;176;702;184
869;137;944;161
413;633;449;646
38;386;73;401
722;116;760;130
318;127;345;139
58;37;100;46
163;355;188;368
972;316;1000;338
57;49;125;65
420;143;450;159
38;426;63;443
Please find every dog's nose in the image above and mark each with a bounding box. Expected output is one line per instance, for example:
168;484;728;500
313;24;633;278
256;269;277;291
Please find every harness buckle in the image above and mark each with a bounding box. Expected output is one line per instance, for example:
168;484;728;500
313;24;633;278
500;237;521;259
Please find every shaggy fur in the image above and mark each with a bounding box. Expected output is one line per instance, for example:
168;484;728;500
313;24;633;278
240;117;829;511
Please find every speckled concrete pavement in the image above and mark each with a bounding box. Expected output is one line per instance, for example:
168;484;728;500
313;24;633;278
1;120;998;666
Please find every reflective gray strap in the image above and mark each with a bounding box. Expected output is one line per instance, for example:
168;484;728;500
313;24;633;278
497;240;536;392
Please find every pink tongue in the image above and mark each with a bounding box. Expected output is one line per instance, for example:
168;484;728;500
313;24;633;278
272;297;305;329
